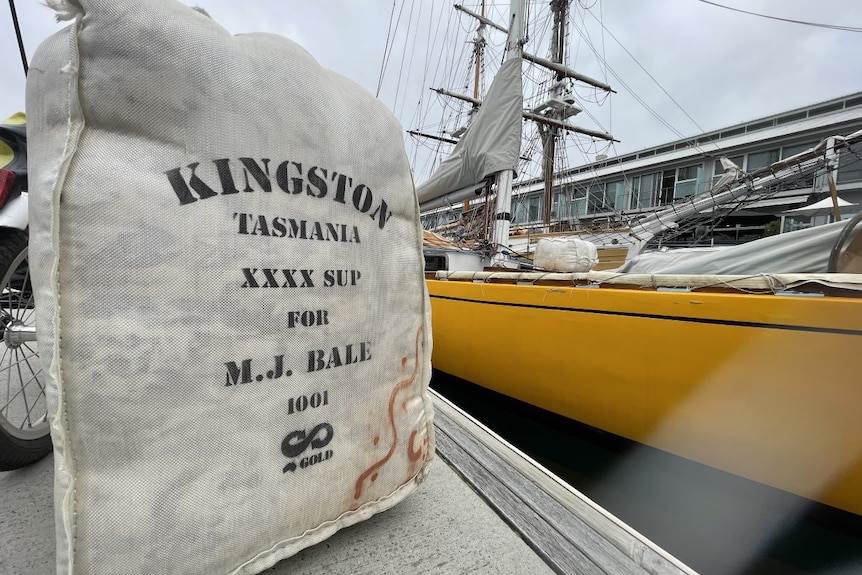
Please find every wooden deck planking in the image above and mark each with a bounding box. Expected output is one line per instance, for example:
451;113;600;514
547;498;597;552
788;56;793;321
432;392;696;575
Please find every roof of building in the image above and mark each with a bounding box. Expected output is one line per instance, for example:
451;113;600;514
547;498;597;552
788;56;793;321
519;92;862;192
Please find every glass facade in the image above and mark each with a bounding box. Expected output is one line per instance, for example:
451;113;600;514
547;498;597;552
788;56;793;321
513;194;544;224
500;111;862;231
572;187;588;217
631;173;659;209
552;190;569;221
606;180;626;211
838;145;862;184
747;148;780;171
675;164;704;198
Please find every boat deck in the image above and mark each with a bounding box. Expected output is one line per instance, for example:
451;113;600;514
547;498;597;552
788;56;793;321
0;393;695;575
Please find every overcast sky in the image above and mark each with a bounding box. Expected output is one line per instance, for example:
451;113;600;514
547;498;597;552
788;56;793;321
3;0;862;174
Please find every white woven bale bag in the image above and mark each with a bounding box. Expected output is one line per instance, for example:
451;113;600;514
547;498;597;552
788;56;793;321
26;1;434;573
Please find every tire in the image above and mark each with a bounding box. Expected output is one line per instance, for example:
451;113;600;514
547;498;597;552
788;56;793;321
0;228;51;470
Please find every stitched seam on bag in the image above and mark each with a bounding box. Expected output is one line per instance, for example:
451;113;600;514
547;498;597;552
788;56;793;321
50;16;85;574
227;468;430;575
407;154;438;464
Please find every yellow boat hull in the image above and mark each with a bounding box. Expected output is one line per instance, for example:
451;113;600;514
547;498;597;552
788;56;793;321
427;278;862;516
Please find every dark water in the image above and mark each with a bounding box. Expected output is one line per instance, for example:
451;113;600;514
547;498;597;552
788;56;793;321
431;371;862;575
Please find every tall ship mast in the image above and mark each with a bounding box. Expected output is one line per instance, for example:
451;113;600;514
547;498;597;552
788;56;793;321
379;0;862;521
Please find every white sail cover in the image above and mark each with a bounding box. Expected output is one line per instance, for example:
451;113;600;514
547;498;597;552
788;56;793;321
26;1;434;573
617;220;857;274
415;57;523;204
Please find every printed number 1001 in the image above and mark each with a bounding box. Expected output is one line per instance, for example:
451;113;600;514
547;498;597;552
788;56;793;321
287;391;329;415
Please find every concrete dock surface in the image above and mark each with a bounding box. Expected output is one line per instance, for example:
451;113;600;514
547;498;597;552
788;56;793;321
0;394;694;575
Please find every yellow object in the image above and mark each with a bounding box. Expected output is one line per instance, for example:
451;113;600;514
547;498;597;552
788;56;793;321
0;112;26;170
427;276;862;516
3;112;26;125
0;141;13;170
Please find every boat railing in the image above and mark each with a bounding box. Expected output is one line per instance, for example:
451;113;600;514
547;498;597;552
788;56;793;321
434;270;862;295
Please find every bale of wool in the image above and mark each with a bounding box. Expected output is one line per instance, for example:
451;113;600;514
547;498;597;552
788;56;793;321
26;1;434;573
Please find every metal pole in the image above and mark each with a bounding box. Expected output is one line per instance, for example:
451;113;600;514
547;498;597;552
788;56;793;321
541;0;568;231
8;0;28;76
465;0;486;214
489;0;524;266
826;138;842;222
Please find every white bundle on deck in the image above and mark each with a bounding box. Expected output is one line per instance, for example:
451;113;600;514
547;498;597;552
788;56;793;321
534;237;598;272
26;1;434;573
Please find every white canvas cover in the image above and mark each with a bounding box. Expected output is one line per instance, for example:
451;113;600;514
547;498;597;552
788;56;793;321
533;237;598;272
616;220;856;274
415;57;523;205
26;1;434;573
783;195;856;214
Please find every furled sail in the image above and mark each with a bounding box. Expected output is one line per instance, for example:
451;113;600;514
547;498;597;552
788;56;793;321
416;56;523;206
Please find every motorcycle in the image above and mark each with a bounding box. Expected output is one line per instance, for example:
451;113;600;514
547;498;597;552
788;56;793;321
0;112;50;470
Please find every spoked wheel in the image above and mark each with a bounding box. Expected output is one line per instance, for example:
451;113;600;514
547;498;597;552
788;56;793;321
0;228;50;470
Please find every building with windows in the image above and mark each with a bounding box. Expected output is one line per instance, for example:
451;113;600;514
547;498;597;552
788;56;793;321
423;92;862;247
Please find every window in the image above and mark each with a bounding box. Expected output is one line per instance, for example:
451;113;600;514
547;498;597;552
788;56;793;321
424;254;448;272
747;149;780;171
780;143;816;189
513;198;528;224
631;173;659;209
552;190;569;221
720;126;745;138
747;120;774;132
677;165;701;180
572;187;588;217
675;164;703;198
781;142;814;159
528;194;542;222
782;214;813;233
809;101;843;116
842;206;861;220
606;180;626;211
838;145;862;184
776;111;807;125
659;170;676;205
588;184;610;213
512;194;544;224
813;168;827;191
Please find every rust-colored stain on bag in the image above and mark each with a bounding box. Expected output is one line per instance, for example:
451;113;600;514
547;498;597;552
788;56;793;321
354;328;425;499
